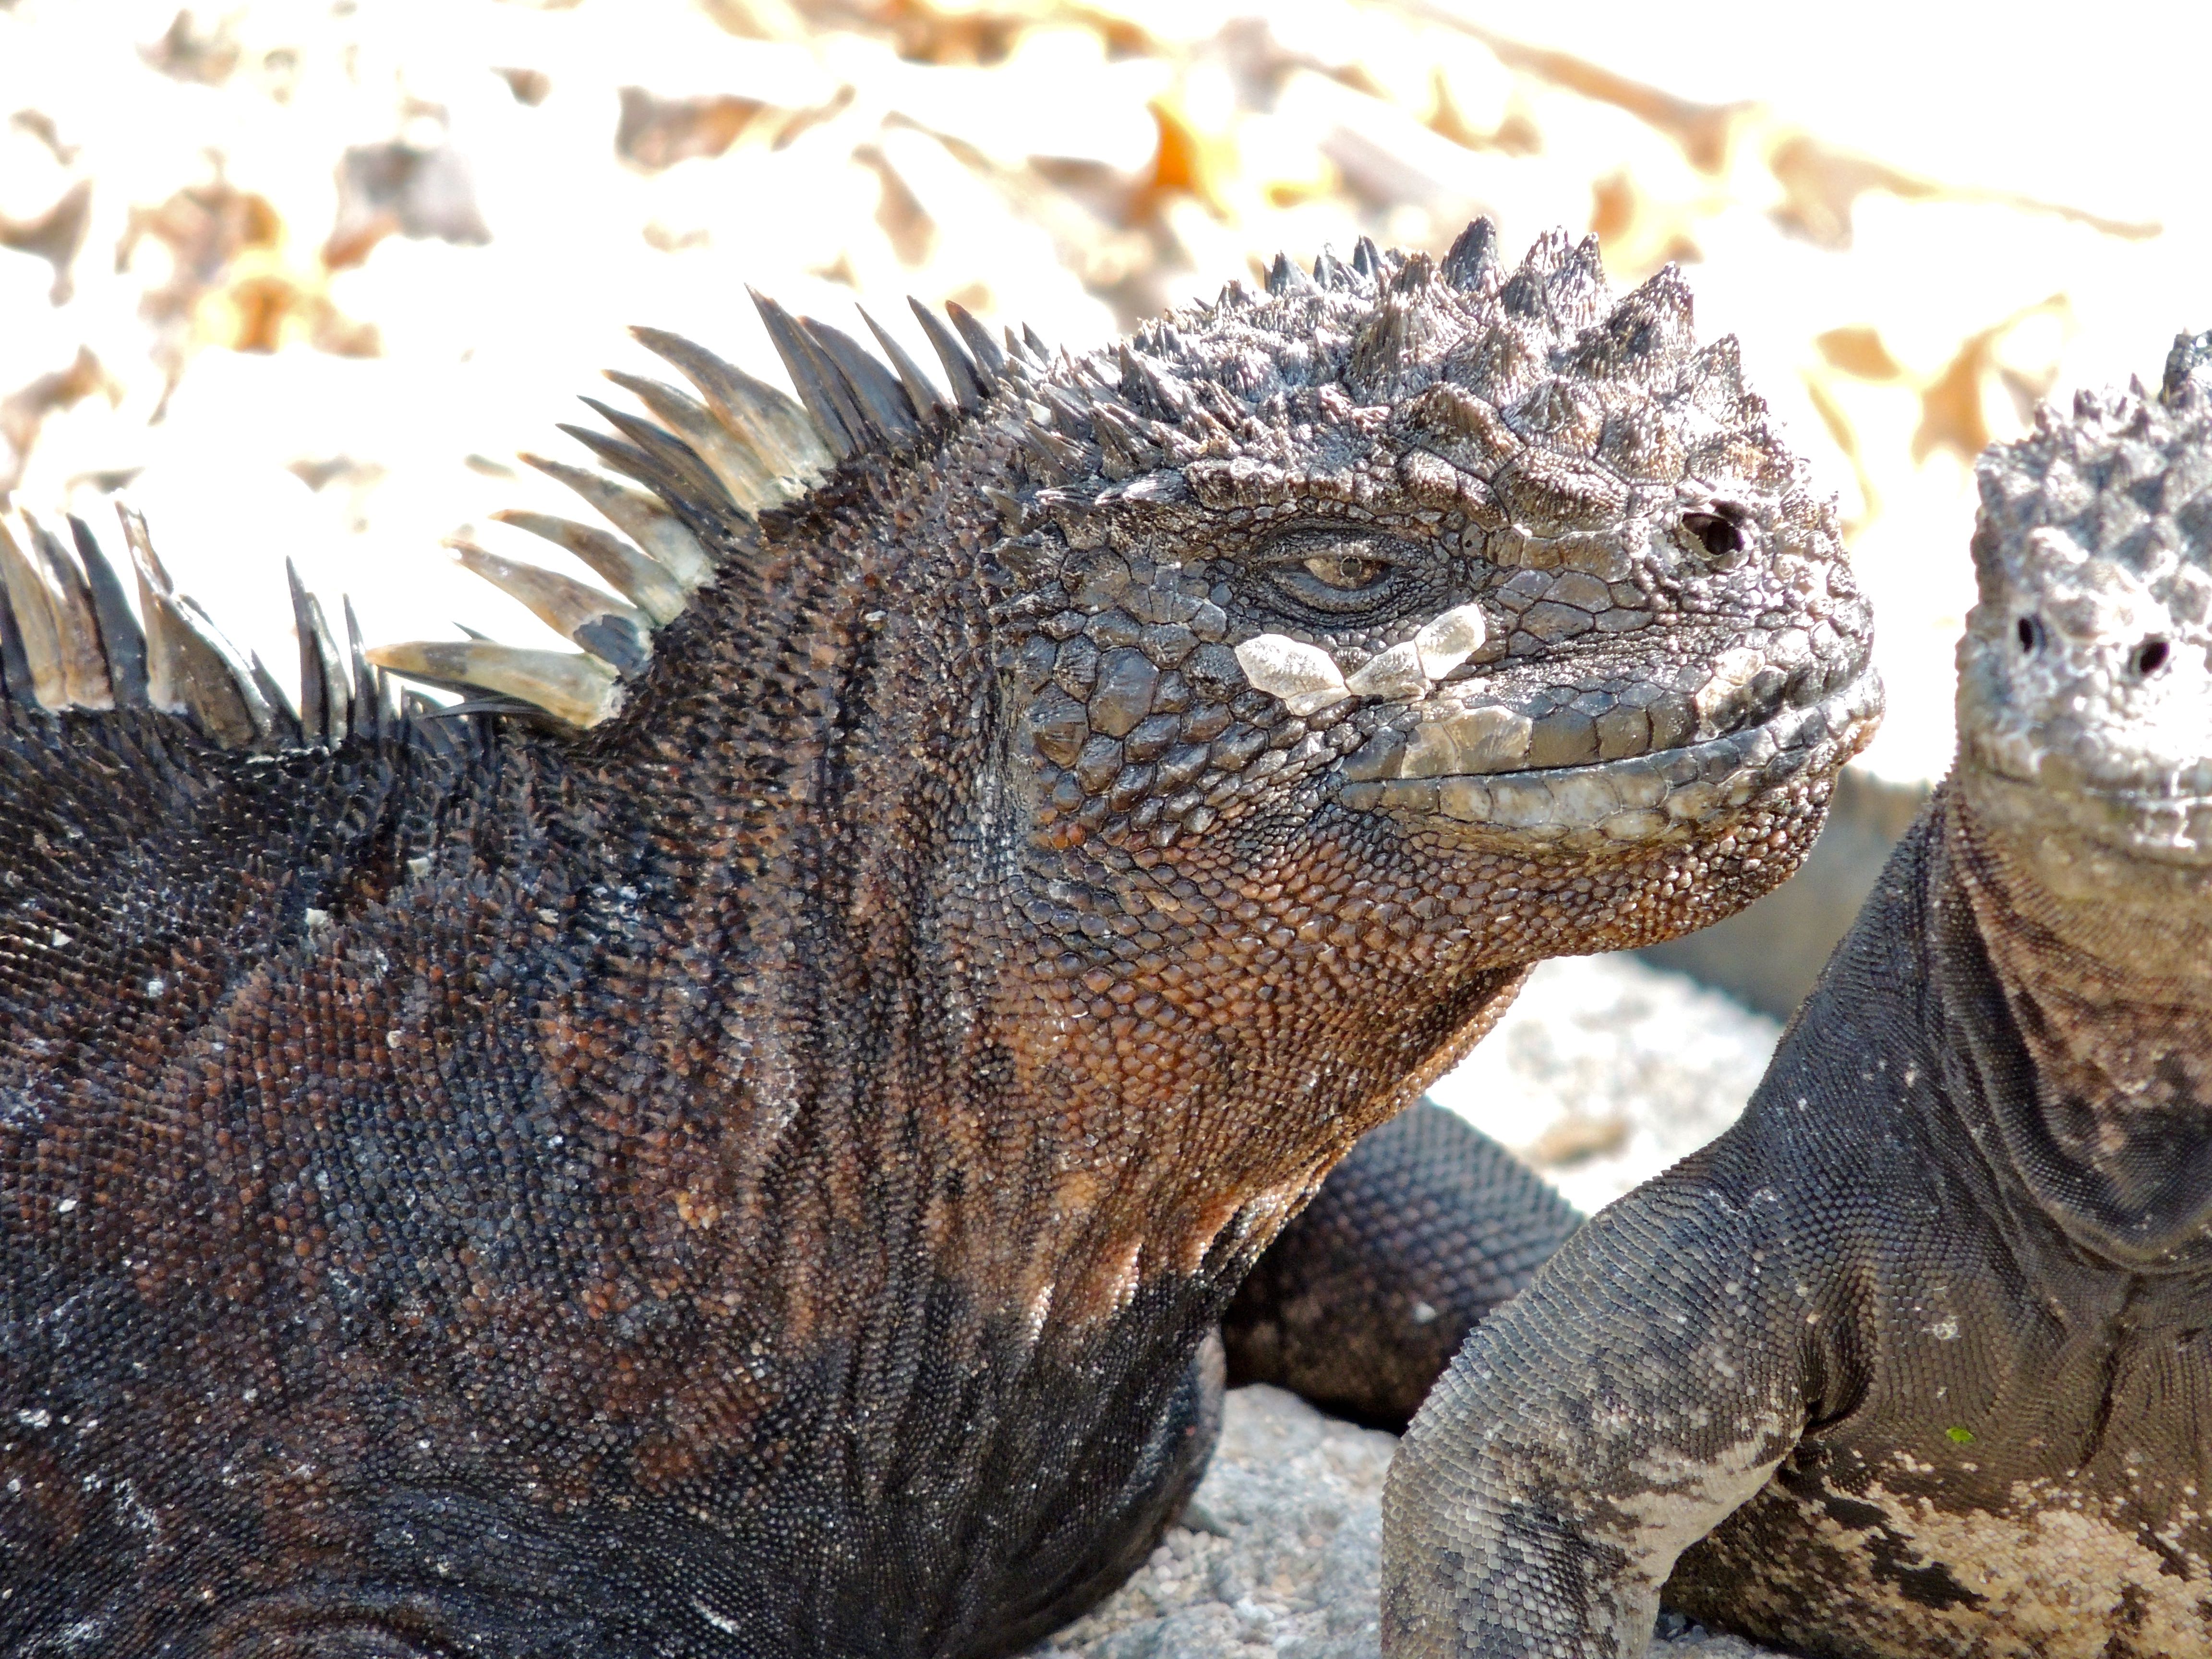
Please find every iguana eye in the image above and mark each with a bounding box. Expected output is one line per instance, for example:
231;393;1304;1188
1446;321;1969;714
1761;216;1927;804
1303;553;1389;590
1262;535;1407;613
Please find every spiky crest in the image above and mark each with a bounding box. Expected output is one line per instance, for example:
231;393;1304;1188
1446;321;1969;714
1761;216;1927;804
0;221;1777;760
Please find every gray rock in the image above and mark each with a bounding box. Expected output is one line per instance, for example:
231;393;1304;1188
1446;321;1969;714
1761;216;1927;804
1030;1384;1392;1659
1428;952;1782;1215
1032;1386;1800;1658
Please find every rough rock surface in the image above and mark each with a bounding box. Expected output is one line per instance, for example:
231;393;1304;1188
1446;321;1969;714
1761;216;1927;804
1431;953;1783;1215
1034;1385;1795;1659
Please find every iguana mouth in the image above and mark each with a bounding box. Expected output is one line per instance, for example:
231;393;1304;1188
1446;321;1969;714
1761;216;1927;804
1338;663;1881;844
1963;735;2212;865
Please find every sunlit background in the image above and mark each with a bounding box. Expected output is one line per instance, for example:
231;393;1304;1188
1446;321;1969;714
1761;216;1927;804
2;0;2205;790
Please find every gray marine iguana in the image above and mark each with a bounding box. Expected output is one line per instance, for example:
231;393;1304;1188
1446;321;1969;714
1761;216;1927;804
1382;335;2212;1659
0;222;1876;1658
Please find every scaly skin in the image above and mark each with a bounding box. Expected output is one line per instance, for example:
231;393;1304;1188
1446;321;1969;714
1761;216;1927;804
1383;338;2212;1659
0;223;1873;1657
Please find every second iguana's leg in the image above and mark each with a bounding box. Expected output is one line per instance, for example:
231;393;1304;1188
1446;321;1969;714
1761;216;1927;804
1221;1102;1582;1431
1379;1165;1808;1658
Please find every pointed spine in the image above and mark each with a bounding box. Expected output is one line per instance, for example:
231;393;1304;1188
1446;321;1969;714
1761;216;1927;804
1440;218;1501;292
24;513;112;709
0;517;68;709
0;568;35;706
572;398;740;519
365;640;620;728
603;370;784;512
247;650;301;740
751;290;863;458
490;510;687;623
859;307;945;419
801;315;918;438
288;558;349;745
116;505;272;747
343;595;385;741
449;538;651;677
911;299;986;411
519;452;713;588
945;301;1005;381
628;325;831;486
68;515;147;707
1267;251;1317;295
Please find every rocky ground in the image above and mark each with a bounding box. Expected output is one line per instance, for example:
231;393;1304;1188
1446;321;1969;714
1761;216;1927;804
1035;1384;1789;1659
1029;952;1800;1657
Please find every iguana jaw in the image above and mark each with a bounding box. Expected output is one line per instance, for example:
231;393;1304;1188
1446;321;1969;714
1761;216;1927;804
1338;661;1880;846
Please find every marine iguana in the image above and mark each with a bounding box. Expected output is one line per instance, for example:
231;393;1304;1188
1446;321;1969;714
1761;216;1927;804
0;222;1875;1657
1382;336;2212;1659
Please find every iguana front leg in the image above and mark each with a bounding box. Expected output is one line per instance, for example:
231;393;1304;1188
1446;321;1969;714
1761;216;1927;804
1380;1163;1806;1658
1223;1102;1582;1430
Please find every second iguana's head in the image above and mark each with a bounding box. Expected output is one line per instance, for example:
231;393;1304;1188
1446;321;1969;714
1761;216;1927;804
1959;333;2212;872
989;222;1879;969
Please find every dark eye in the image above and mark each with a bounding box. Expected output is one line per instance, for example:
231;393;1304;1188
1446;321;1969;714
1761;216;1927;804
1681;506;1750;566
1303;553;1389;589
2017;615;2041;653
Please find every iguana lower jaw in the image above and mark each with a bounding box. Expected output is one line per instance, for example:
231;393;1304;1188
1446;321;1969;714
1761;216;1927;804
1337;669;1879;848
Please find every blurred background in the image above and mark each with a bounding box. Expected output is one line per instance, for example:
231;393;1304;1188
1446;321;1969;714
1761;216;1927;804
1;0;2204;1182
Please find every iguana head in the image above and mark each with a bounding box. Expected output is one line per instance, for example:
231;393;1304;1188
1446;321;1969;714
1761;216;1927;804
988;225;1875;960
1959;333;2212;873
368;223;1879;1291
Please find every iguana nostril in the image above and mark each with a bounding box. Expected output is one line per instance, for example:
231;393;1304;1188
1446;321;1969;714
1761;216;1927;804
1682;510;1743;564
2131;638;2170;676
2016;615;2041;654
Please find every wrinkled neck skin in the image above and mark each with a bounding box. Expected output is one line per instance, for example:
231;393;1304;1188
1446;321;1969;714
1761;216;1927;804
1950;758;2212;1261
569;445;1524;1360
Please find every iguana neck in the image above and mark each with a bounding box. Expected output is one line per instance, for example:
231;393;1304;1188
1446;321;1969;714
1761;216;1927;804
1944;777;2212;1266
1951;773;2212;1119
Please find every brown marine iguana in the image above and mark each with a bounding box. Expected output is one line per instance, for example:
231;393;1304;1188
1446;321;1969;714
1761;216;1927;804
1382;335;2212;1659
0;223;1876;1657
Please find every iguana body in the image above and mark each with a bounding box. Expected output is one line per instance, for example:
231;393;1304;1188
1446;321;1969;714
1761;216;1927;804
1384;339;2212;1659
0;224;1875;1656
